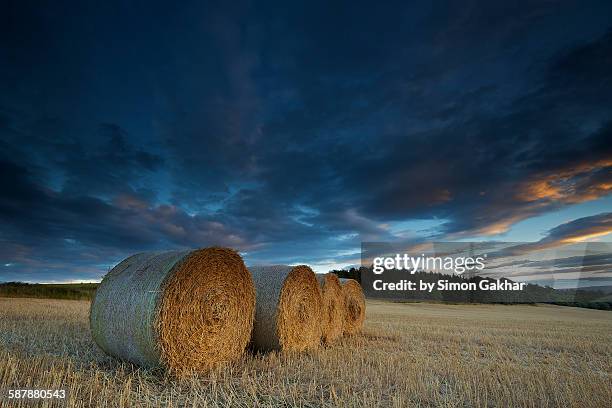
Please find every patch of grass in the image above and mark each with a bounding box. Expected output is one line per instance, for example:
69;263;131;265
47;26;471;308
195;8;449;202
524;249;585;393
0;298;610;407
0;282;98;300
551;301;612;310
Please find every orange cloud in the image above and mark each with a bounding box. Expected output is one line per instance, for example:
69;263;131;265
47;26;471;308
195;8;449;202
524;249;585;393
560;229;612;243
517;158;612;204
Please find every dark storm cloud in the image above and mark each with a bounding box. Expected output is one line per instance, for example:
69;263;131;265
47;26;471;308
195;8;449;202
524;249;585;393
159;3;612;239
1;0;612;281
0;157;254;281
350;31;612;235
0;109;164;196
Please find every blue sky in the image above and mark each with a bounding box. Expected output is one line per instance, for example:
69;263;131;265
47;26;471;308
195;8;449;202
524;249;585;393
1;0;611;282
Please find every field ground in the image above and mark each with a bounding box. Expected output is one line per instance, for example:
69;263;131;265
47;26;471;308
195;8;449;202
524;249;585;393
0;298;610;407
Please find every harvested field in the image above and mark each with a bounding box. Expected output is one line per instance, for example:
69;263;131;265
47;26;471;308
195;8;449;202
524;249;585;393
1;298;611;407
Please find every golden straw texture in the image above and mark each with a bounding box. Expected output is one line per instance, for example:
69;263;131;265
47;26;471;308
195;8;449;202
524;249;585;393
249;265;322;352
340;278;366;335
316;273;345;344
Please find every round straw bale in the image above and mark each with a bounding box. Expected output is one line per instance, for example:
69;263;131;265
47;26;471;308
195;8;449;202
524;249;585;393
316;273;345;344
90;247;255;373
249;265;322;352
340;278;366;335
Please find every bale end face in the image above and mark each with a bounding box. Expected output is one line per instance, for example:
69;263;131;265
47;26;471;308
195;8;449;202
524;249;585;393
250;265;323;353
157;248;256;373
341;279;366;335
277;265;323;352
317;273;345;344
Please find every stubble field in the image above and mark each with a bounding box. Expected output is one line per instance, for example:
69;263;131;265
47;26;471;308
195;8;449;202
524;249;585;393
0;297;610;407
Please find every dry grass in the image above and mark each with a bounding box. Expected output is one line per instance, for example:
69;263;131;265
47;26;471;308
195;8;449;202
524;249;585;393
1;298;611;407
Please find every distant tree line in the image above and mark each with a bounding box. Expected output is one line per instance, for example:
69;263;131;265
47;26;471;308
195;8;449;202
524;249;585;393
3;272;610;311
330;267;362;282
0;282;99;300
330;267;611;311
